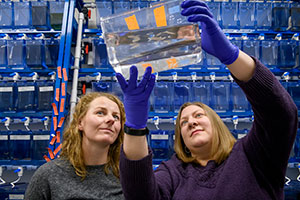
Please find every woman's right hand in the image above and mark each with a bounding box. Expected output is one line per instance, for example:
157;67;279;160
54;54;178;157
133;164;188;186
116;66;155;129
181;0;239;65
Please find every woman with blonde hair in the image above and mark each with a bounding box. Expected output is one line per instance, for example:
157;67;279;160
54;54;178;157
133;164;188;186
116;0;298;199
25;92;125;200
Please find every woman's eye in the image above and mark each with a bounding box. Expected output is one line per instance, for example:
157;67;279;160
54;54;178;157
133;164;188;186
97;111;104;115
181;121;187;126
113;115;120;120
196;113;202;118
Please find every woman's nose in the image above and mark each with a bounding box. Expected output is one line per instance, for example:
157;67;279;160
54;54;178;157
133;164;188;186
188;118;198;128
105;114;115;124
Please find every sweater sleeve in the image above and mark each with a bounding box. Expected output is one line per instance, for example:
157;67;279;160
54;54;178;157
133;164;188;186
119;147;173;200
24;163;51;200
233;57;298;189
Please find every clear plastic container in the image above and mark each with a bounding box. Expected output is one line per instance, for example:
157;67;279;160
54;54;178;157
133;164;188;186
0;36;7;69
150;130;170;160
44;36;60;69
238;2;255;29
255;2;272;30
36;81;54;111
32;130;50;160
291;3;300;32
100;0;202;79
231;82;250;112
0;1;13;29
16;81;36;111
14;1;31;29
174;81;190;113
0;81;15;112
25;36;44;69
211;81;230;112
7;36;26;70
190;81;211;106
31;1;50;30
151;81;174;113
0;131;10;160
49;0;65;30
9;130;31;160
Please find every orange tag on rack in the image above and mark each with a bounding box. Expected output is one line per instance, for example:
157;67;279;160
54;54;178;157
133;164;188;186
57;66;62;79
63;68;68;81
125;15;140;30
61;83;66;97
48;148;55;159
52;103;58;116
43;155;51;162
53;116;57;131
166;58;178;69
50;135;56;145
154;6;167;27
58;117;65;128
54;144;62;156
142;63;154;73
55;88;60;102
60;98;65;113
56;131;61;143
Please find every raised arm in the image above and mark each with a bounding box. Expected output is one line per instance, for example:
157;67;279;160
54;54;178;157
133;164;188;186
116;66;155;160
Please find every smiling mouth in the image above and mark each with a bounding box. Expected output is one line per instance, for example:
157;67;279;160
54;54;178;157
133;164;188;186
100;128;114;133
191;129;203;136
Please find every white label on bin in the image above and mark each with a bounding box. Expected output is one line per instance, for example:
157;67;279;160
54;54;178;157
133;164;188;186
151;135;168;140
10;135;30;140
39;86;54;92
238;134;247;139
0;135;8;140
0;87;13;92
9;194;24;199
33;135;50;140
18;86;35;92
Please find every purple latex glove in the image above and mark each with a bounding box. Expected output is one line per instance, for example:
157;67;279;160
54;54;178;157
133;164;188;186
116;66;155;129
181;0;239;65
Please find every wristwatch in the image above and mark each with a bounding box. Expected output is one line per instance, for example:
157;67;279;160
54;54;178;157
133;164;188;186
124;124;149;136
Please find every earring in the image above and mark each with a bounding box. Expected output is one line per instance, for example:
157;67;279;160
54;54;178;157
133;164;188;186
184;146;190;155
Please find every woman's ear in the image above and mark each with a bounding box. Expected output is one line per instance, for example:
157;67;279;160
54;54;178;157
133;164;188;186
78;119;83;131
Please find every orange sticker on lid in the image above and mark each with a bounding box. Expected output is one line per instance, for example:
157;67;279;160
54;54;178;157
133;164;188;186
154;6;167;27
125;15;140;30
142;63;154;73
166;58;178;69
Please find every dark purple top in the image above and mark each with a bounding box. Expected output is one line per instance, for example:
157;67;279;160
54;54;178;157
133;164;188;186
120;58;298;200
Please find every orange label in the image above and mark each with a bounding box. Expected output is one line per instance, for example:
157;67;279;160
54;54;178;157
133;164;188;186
60;98;65;113
52;103;58;116
43;155;51;162
53;116;57;131
58;117;65;128
125;15;140;30
56;131;61;143
63;68;68;81
50;136;56;145
61;83;66;97
166;58;178;69
142;63;154;73
55;88;60;102
154;6;167;27
54;144;62;156
57;66;62;79
48;148;54;159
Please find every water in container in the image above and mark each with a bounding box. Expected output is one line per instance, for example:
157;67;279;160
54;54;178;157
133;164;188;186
255;2;272;30
174;82;190;112
288;82;300;109
111;81;124;102
113;0;131;14
100;0;202;79
151;81;174;113
9;130;31;160
211;81;230;112
0;35;7;69
96;0;113;28
150;130;170;160
231;82;250;112
0;81;15;112
261;38;278;68
239;2;255;29
277;39;298;70
7;36;26;70
16;81;36;111
49;0;65;30
221;2;238;29
0;1;13;29
32;130;50;160
92;81;112;93
191;81;211;106
31;1;50;30
44;36;60;69
14;1;31;29
26;36;44;69
291;3;300;31
36;81;54;111
272;2;289;31
0;131;10;160
93;37;110;68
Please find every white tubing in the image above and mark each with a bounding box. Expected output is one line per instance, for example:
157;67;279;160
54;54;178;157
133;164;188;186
70;12;85;122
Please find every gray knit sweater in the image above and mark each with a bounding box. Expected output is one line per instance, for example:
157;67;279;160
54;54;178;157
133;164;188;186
24;158;124;200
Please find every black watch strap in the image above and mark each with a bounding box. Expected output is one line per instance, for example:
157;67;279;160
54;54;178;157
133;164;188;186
124;124;149;136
